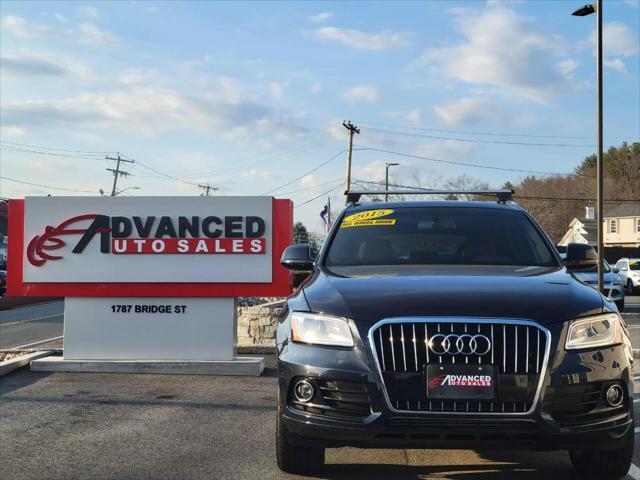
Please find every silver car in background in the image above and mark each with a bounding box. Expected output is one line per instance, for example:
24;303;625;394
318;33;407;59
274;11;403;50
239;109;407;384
571;259;626;312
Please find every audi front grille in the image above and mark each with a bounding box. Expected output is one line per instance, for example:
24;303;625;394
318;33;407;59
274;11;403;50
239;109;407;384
368;319;551;415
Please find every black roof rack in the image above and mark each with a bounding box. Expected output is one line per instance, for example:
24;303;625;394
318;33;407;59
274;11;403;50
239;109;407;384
345;189;514;204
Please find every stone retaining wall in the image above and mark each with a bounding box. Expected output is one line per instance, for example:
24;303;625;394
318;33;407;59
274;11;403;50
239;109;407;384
237;301;284;347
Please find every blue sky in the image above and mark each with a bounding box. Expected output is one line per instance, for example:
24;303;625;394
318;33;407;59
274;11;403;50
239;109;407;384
1;0;639;232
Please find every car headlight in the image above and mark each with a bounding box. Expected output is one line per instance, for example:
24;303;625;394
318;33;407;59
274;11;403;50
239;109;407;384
291;312;354;347
565;313;623;350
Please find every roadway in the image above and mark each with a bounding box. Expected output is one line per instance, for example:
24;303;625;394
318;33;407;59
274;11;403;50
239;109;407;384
0;300;64;350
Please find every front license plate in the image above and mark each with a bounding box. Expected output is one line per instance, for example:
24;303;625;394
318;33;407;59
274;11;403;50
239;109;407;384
426;364;495;400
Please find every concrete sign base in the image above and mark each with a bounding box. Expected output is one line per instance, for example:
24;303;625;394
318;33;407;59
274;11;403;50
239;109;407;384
30;296;265;376
31;356;265;376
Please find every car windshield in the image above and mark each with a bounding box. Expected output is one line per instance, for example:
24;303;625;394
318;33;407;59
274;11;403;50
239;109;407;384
630;261;640;271
325;206;557;267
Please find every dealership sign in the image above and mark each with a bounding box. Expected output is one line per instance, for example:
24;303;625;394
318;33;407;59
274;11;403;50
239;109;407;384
8;196;293;297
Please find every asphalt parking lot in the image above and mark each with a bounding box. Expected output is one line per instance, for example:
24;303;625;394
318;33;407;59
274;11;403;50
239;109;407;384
1;354;639;480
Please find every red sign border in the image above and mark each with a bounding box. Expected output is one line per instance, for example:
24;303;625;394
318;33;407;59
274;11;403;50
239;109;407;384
7;198;293;297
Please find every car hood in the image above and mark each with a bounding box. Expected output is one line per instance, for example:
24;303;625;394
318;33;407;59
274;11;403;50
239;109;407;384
302;265;604;326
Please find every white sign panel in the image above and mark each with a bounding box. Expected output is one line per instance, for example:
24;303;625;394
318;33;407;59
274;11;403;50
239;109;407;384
23;196;273;283
63;297;236;361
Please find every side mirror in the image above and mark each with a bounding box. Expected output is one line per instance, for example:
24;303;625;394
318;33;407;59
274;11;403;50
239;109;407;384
565;243;597;270
280;244;314;272
613;267;620;274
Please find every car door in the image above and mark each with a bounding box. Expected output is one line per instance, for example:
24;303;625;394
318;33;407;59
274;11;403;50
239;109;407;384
616;260;628;284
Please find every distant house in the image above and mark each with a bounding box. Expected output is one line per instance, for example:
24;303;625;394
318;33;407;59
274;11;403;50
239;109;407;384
603;203;640;248
559;203;640;261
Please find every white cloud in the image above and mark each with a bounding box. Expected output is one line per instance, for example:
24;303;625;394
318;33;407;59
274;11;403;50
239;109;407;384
414;141;477;161
341;84;380;104
1;15;118;46
558;59;579;75
118;68;158;85
405;109;421;124
1;126;27;136
434;97;508;127
224;126;250;143
80;6;101;19
301;174;323;188
417;7;572;101
78;22;118;46
1;86;307;139
604;58;627;74
311;82;322;94
0;50;94;81
312;27;410;50
308;12;333;23
599;22;639;57
270;82;284;101
54;12;68;24
241;169;274;181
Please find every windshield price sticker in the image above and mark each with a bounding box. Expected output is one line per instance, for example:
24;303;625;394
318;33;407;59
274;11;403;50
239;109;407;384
341;218;397;228
341;209;396;228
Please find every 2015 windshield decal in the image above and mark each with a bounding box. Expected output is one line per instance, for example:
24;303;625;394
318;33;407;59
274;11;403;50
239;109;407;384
27;214;267;267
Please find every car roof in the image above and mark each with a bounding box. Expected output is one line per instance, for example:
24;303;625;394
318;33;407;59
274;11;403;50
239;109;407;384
345;200;522;213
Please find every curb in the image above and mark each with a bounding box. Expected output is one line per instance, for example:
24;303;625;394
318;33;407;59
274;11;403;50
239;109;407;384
0;351;52;376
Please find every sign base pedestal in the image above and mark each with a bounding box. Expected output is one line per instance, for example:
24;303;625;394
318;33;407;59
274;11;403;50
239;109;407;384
30;356;265;376
29;297;264;376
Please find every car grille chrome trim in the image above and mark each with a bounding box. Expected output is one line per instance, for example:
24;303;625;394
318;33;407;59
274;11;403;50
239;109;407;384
367;318;552;416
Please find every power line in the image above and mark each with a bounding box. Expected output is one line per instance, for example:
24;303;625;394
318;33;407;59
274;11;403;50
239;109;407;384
295;184;344;207
354;120;638;141
276;178;343;196
1;145;107;160
355;145;587;177
0;140;115;154
262;150;345;195
0;176;95;193
363;127;602;148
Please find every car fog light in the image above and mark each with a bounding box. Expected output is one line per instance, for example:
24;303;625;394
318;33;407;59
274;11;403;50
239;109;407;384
605;384;624;407
294;380;314;403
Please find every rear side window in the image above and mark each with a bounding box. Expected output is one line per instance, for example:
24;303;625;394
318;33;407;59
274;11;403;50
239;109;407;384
325;207;556;267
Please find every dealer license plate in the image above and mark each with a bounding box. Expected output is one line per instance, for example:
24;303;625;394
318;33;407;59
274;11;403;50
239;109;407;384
426;364;495;400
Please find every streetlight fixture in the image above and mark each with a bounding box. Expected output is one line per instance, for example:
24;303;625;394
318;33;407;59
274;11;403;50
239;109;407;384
572;0;604;294
385;163;399;202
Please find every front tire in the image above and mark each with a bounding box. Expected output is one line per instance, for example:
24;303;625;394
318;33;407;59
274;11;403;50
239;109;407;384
628;280;636;294
569;424;634;479
276;396;325;474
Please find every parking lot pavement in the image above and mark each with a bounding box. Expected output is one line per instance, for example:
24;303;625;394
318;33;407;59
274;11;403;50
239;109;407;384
1;355;639;480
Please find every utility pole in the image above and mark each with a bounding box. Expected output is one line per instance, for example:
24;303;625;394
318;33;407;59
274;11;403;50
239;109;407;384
572;1;604;293
199;184;219;197
105;153;135;197
342;121;360;204
595;0;604;294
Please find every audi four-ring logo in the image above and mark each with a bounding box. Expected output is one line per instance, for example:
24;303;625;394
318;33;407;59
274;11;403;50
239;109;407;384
428;334;492;355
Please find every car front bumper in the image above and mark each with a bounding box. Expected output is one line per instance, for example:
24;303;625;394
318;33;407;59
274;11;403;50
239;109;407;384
278;320;635;452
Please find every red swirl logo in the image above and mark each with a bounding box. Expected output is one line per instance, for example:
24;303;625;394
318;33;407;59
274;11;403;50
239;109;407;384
27;214;104;267
428;374;446;390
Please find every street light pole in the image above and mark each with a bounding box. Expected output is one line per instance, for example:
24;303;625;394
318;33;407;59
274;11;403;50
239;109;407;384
572;1;604;293
385;163;399;202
